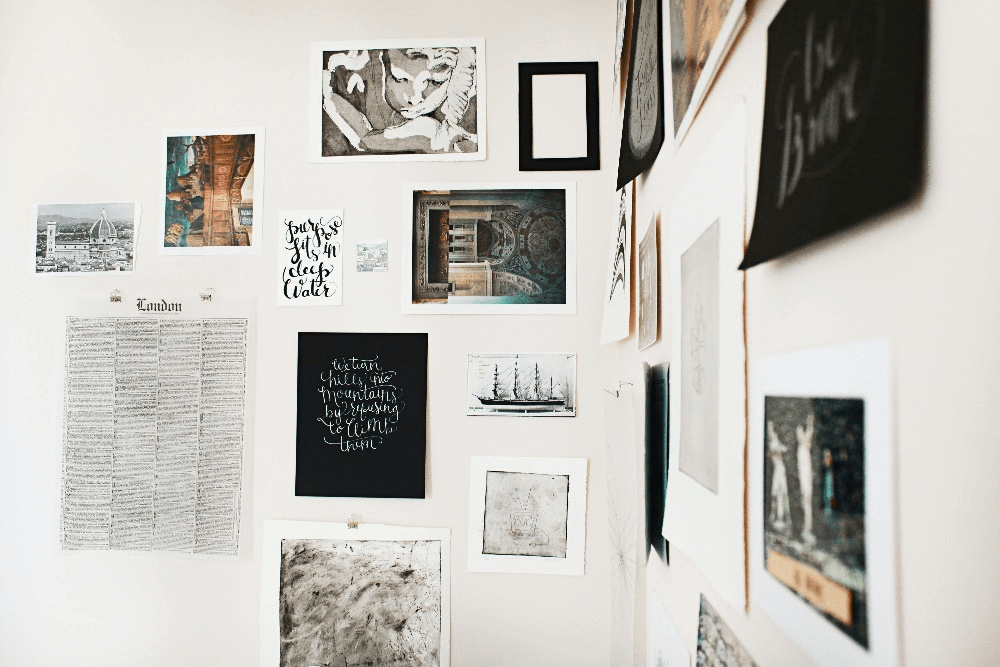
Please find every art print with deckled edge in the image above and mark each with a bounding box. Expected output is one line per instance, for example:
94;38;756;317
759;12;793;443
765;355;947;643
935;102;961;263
467;353;576;417
617;0;665;189
35;202;137;274
696;595;758;667
278;210;343;306
482;471;570;558
279;537;443;666
313;40;484;161
763;395;868;648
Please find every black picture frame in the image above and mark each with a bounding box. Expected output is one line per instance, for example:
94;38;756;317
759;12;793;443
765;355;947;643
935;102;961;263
518;61;600;171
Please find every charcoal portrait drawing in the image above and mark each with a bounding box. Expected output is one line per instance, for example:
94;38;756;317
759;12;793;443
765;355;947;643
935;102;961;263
313;40;484;161
482;471;569;558
764;396;868;647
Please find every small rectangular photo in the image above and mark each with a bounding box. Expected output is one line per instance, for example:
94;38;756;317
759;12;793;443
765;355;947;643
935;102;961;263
310;39;485;162
404;183;576;314
468;456;588;576
34;202;139;274
162;129;263;253
356;239;389;272
467;353;576;417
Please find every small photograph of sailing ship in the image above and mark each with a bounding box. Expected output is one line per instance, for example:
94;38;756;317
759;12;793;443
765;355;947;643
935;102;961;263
467;353;576;416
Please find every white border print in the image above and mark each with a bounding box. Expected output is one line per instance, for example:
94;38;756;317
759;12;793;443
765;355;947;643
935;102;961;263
261;521;451;667
468;457;588;575
310;39;486;163
751;340;898;667
467;352;577;417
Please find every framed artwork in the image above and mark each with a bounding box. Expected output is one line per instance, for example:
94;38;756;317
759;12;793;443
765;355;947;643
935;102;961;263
751;340;898;667
34;202;139;274
600;183;633;344
518;61;600;171
162;128;263;253
668;0;748;144
740;0;926;269
617;0;666;189
261;520;451;667
662;104;746;611
403;183;576;314
467;456;588;575
277;210;343;306
637;212;659;350
294;332;428;499
696;595;758;666
310;39;485;162
467;353;576;417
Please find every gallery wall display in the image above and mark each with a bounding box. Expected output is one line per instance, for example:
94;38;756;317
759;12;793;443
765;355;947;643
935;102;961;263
467;353;576;417
751;341;898;667
667;0;747;144
277;210;343;306
34;202;139;274
467;456;588;576
162;128;263;253
295;332;428;499
61;310;250;555
617;0;666;189
643;363;669;563
663;103;747;612
740;0;926;269
261;521;451;667
637;213;659;350
403;184;576;314
600;183;633;344
310;39;485;162
697;595;758;666
518;61;600;171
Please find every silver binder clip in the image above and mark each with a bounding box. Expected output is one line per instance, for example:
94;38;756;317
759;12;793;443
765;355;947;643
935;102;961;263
347;513;360;529
199;288;214;302
110;289;122;303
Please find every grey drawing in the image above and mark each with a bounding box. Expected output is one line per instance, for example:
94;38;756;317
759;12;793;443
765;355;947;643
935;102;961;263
279;538;443;667
467;353;576;416
638;215;659;349
35;203;136;273
482;471;569;558
679;220;720;493
696;595;758;667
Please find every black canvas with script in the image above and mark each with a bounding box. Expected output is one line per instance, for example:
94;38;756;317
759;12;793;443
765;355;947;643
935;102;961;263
740;0;926;269
295;332;428;498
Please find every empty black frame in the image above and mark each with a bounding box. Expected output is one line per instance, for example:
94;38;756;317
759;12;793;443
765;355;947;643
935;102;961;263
519;61;601;171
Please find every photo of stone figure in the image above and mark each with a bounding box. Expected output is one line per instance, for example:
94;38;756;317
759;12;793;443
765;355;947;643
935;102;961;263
164;133;256;248
279;538;443;667
763;395;868;648
411;188;568;307
35;202;135;273
318;42;481;158
482;471;569;558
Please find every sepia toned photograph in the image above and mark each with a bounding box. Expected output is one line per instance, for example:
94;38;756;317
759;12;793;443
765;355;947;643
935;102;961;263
34;202;137;274
311;39;485;162
467;352;576;417
405;184;576;314
163;129;262;253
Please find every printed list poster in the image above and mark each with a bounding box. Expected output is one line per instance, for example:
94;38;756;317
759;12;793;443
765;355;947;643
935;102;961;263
278;210;343;305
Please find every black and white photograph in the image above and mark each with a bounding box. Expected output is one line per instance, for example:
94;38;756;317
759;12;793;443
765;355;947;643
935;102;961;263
696;595;758;667
482;471;569;558
600;184;632;344
277;209;343;306
467;353;576;417
617;0;665;188
310;39;485;162
637;213;659;350
764;396;868;647
679;219;720;492
404;184;576;314
261;521;451;667
468;456;588;575
751;341;897;667
34;202;138;274
668;0;747;143
356;239;389;272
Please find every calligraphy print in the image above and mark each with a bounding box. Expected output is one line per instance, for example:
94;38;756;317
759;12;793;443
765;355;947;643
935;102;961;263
295;332;427;498
34;202;138;274
60;317;248;555
310;39;485;163
696;595;758;667
277;210;343;306
617;0;665;188
163;129;262;253
740;0;926;269
764;396;868;648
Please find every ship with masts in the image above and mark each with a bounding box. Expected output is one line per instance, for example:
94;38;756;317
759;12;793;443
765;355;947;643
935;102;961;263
474;356;567;412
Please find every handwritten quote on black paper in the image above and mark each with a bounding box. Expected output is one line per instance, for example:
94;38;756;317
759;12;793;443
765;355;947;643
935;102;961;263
317;356;405;452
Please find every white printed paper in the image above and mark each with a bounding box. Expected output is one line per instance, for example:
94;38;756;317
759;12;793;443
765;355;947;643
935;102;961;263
277;209;344;305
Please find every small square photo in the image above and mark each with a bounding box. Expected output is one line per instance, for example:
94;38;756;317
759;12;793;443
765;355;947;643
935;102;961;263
483;471;569;558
